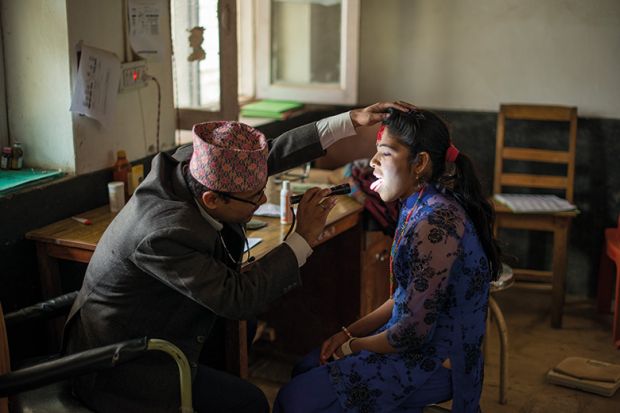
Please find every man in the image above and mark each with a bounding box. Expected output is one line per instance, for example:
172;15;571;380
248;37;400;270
63;102;410;413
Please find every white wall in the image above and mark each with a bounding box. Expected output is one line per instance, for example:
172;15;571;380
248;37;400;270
2;0;175;174
66;0;175;174
359;0;620;119
2;0;75;171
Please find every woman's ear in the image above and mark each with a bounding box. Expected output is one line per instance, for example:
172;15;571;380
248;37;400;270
414;151;432;177
201;191;220;210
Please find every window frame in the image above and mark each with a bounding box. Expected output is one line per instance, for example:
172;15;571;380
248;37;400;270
174;0;239;130
255;0;359;105
0;19;8;149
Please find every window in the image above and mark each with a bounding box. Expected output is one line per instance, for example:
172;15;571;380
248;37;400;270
171;0;238;131
171;0;359;132
255;0;359;105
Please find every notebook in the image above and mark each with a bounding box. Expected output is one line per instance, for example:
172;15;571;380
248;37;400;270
493;194;577;213
547;357;620;397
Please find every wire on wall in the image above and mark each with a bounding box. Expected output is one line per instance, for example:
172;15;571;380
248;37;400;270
150;76;162;153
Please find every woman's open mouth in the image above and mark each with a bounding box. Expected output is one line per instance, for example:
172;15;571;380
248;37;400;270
370;178;384;192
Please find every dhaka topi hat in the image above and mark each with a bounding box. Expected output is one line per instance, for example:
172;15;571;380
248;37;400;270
189;121;268;192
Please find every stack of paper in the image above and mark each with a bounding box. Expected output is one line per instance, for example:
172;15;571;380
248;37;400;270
254;203;281;217
240;100;304;120
493;194;577;213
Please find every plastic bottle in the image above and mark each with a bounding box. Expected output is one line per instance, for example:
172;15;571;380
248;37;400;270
10;142;23;170
0;147;11;170
280;180;293;224
108;181;126;212
112;150;132;201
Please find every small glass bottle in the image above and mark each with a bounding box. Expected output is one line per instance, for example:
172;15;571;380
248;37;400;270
10;142;23;170
1;147;12;170
280;180;293;224
112;150;132;201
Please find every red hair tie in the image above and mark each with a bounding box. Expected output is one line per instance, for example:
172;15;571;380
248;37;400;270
445;143;459;162
376;125;385;142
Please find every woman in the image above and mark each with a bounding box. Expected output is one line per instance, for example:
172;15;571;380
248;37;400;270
274;107;501;413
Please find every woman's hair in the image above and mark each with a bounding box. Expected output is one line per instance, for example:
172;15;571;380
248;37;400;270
383;108;501;280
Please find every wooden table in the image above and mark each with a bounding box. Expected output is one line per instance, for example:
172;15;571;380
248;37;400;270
25;170;384;377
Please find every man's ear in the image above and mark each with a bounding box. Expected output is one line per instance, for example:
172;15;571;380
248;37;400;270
201;191;220;210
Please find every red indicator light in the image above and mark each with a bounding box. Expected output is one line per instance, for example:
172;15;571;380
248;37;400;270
133;71;138;81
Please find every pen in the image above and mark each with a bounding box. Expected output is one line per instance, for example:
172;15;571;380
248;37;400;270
72;216;92;225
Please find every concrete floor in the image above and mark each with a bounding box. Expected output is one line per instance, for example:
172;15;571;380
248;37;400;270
249;287;620;412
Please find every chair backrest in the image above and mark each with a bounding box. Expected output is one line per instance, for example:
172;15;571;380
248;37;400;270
493;104;578;202
1;303;10;413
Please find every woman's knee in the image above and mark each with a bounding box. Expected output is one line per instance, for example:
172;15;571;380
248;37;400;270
291;347;321;377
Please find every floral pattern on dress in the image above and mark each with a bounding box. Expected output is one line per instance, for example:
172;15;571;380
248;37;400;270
328;185;492;413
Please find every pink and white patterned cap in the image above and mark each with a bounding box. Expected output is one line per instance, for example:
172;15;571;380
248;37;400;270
189;121;268;192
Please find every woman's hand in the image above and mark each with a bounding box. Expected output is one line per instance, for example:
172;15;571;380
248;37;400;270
319;330;350;365
349;101;417;128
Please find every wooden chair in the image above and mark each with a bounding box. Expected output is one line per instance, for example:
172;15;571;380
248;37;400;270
492;104;579;328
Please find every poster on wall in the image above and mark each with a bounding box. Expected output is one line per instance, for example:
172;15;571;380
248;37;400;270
69;44;121;130
128;0;165;61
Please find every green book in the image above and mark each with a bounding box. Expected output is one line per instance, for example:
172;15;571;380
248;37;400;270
240;99;304;119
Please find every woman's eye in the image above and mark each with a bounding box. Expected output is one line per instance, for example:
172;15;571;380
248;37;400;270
382;152;392;157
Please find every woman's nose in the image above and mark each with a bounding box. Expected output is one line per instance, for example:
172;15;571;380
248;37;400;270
369;153;379;168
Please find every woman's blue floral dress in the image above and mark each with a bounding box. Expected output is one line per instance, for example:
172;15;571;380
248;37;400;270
327;184;491;413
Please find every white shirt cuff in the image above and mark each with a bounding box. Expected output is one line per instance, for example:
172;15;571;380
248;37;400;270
317;111;357;149
283;232;313;267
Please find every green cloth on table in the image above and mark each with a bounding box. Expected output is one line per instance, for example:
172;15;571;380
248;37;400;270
0;169;64;193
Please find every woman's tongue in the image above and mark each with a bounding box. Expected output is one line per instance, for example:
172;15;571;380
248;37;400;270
370;178;383;192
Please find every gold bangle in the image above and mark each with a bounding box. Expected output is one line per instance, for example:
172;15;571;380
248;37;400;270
341;326;353;339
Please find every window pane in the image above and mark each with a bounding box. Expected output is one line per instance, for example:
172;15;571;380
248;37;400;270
171;0;220;110
271;0;341;85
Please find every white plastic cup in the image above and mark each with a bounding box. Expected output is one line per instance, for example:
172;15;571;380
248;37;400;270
108;181;126;212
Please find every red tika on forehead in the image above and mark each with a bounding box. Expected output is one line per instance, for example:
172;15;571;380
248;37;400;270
377;125;385;142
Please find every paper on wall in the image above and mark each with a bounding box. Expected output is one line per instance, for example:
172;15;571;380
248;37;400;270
69;44;121;130
128;0;164;61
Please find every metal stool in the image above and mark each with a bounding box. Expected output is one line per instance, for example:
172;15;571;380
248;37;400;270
485;264;514;405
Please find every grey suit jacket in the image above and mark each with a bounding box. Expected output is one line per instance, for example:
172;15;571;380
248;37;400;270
63;123;325;413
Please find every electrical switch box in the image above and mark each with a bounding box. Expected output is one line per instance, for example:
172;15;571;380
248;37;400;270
120;60;148;92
